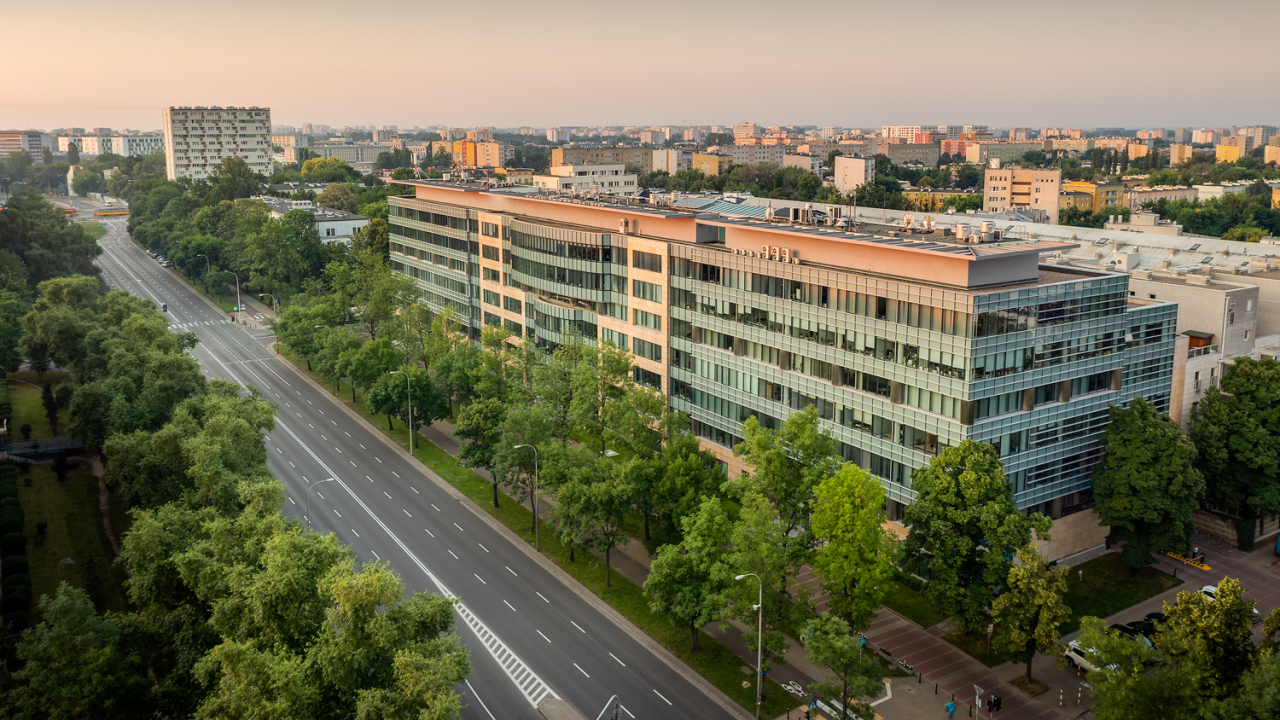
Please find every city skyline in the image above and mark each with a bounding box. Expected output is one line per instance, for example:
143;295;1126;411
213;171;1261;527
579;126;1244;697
4;0;1277;130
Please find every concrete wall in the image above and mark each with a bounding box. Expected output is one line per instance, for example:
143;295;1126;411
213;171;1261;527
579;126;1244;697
1193;510;1280;546
1034;508;1108;562
1128;276;1258;357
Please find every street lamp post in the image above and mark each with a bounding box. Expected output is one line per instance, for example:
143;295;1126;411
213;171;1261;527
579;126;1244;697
735;572;764;720
260;293;279;314
225;270;241;322
196;254;211;293
389;370;413;455
305;477;335;525
513;444;540;550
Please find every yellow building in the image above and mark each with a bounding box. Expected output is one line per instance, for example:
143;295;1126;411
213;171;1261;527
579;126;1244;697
1216;144;1243;163
1059;191;1093;211
903;187;980;211
499;167;533;184
690;152;733;176
1265;146;1280;166
467;129;494;142
1062;180;1124;211
452;140;510;168
1170;144;1195;165
1126;142;1151;159
1273;187;1280;210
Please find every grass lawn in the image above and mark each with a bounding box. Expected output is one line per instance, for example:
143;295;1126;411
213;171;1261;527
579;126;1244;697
7;372;71;441
275;345;797;717
77;221;107;240
882;578;948;629
1059;552;1182;635
18;462;131;617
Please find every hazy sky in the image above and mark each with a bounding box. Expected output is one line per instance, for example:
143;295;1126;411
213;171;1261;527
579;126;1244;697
4;0;1277;131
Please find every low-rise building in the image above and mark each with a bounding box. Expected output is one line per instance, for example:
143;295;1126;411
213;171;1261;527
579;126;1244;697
708;144;786;166
832;156;874;194
690;153;733;176
985;164;1061;224
1126;185;1199;208
903;187;980;212
499;168;533;184
651;149;691;174
531;164;638;196
881;142;939;166
1195;181;1254;199
253;196;369;243
1062;180;1124;212
782;153;821;174
1104;211;1183;236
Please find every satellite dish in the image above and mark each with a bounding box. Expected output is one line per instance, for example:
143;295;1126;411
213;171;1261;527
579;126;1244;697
902;212;915;229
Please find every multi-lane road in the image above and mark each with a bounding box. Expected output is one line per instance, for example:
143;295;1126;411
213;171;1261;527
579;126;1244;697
91;217;744;720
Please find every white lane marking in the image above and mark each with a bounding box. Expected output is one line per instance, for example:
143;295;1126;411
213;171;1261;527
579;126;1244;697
287;497;295;505
289;461;295;467
331;420;337;425
574;663;589;678
376;457;382;463
366;475;373;482
478;543;489;553
431;504;440;512
410;487;418;494
359;443;366;450
335;447;342;453
352;528;360;538
403;509;412;517
344;431;350;437
371;551;380;560
277;448;282;453
653;689;672;706
464;679;498;720
571;621;586;633
474;574;486;585
610;652;626;667
392;471;400;478
504;600;516;612
316;492;324;500
505;566;517;576
448;550;458;559
453;523;464;532
384;492;392;499
536;592;549;603
334;510;342;518
620;705;634;718
425;528;434;537
278;420;560;708
349;461;356;467
537;630;551;643
319;409;324;414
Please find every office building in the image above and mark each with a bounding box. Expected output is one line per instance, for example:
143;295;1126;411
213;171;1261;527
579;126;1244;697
832;156;874;194
984;164;1062;224
1062;180;1124;213
384;180;1178;561
162;106;272;180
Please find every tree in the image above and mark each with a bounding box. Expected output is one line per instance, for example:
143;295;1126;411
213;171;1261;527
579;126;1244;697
454;397;508;506
274;302;334;370
367;365;449;438
802;613;884;720
552;455;634;586
41;381;60;435
316;183;356;213
1190;357;1280;526
643;496;731;651
6;583;151;719
344;339;410;424
903;439;1051;631
1093;397;1205;568
990;544;1071;685
717;492;799;681
811;463;898;631
1076;617;1198;720
208;157;259;201
315;327;364;396
727;406;840;562
1203;651;1280;720
67;141;80;165
1161;577;1256;699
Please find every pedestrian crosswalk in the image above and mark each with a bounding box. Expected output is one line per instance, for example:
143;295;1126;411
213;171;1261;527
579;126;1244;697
168;320;232;329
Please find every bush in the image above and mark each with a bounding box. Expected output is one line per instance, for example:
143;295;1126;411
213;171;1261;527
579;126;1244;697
1;587;29;613
0;505;23;534
2;573;30;590
1;555;28;576
1234;517;1257;552
0;478;16;500
0;496;18;509
0;533;27;557
3;611;29;632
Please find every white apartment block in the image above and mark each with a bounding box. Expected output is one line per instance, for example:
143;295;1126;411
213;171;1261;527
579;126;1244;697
162;106;273;181
111;135;165;156
832;155;874;194
708;144;786;166
531;164;638;196
881;125;923;140
546;128;571;143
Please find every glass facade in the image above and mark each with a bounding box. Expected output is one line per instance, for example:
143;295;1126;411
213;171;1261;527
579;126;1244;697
389;193;1177;513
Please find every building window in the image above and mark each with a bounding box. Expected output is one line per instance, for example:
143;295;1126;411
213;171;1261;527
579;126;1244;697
632;279;662;303
483;267;500;282
633;337;662;362
483;289;500;307
503;296;522;314
634;309;662;331
482;244;500;260
632;250;663;273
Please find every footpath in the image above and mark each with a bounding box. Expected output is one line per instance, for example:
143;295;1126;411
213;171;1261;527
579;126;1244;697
419;418;1112;720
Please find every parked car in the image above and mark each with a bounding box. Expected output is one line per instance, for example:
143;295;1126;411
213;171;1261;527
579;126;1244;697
1108;623;1155;649
1065;640;1106;673
162;261;174;268
1126;620;1158;638
1199;585;1260;623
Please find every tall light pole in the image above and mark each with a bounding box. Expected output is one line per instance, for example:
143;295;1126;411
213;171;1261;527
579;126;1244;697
225;270;241;321
514;444;540;550
305;477;335;525
196;253;211;292
389;370;413;454
260;293;279;314
735;572;763;720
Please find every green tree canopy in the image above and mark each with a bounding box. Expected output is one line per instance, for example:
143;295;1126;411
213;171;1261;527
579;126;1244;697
990;544;1071;684
811;463;898;631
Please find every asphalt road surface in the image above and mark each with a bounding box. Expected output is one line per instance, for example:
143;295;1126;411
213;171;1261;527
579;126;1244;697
92;217;742;720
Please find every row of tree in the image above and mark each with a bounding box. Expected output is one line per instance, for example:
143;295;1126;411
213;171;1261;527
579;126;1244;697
3;274;470;718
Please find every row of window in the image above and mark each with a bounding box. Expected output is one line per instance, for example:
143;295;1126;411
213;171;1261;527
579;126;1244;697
511;255;626;293
509;229;624;263
390;205;478;234
392;243;472;275
388;222;478;256
390;261;469;297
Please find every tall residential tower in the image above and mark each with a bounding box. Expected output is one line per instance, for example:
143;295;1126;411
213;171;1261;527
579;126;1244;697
161;106;272;181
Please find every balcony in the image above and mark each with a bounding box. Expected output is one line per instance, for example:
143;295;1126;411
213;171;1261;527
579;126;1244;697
1188;344;1219;360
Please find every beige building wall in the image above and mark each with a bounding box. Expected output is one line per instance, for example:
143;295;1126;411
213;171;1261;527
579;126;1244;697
985;166;1061;224
1169;144;1195;165
552;146;654;171
1128;275;1258;357
1033;509;1109;563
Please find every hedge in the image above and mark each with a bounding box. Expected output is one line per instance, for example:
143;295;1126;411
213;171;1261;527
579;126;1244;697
1;556;28;576
0;532;27;558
